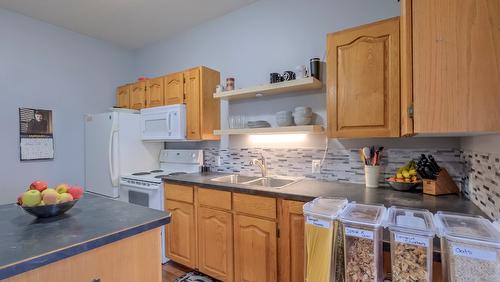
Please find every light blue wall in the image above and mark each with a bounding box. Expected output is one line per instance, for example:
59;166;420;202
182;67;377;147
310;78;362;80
0;8;134;204
134;0;400;85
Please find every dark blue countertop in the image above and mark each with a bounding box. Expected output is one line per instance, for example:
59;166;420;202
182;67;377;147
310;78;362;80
0;193;170;280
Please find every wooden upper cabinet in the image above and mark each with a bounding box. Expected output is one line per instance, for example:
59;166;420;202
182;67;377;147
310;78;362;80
327;17;400;138
116;85;130;108
197;207;234;282
164;72;184;105
146;77;164;108
278;200;305;282
184;68;201;140
129;81;147;110
184;67;221;140
165;200;196;268
411;0;500;133
234;214;277;282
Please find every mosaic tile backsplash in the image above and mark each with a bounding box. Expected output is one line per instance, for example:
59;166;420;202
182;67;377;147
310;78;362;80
200;146;499;219
462;151;500;219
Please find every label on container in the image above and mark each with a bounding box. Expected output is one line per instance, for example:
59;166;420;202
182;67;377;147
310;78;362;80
306;216;330;229
395;233;429;247
345;227;374;240
452;245;497;261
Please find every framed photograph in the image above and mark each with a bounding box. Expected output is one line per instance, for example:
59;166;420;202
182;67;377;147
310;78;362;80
19;108;54;160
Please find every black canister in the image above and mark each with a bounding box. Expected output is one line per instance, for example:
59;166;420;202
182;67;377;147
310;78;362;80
310;58;320;80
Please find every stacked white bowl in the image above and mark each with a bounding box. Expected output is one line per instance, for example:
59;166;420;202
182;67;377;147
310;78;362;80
276;111;293;126
293;106;313;125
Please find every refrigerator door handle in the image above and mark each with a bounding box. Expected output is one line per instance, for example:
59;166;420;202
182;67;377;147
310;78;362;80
108;129;119;186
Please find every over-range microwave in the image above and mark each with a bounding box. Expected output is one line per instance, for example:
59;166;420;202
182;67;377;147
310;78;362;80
140;104;186;141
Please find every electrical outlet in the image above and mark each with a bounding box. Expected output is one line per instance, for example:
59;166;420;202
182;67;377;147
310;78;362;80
312;160;321;174
217;156;222;166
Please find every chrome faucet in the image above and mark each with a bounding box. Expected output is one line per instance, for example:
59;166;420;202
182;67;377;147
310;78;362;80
250;154;268;177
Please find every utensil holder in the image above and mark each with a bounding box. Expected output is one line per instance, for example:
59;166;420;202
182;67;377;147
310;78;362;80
364;165;380;188
423;168;459;196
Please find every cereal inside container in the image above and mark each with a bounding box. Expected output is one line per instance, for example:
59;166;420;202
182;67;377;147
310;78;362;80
434;211;500;282
340;203;386;282
303;197;348;282
386;207;436;282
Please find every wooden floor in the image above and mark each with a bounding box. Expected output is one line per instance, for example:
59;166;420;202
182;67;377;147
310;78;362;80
162;261;191;282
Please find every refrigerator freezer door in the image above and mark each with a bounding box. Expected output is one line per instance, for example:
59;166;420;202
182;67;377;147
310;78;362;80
85;112;119;198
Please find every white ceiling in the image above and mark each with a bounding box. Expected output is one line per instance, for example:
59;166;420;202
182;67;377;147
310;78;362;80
0;0;258;49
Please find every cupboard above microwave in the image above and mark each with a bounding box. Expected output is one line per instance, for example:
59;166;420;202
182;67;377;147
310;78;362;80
140;104;186;141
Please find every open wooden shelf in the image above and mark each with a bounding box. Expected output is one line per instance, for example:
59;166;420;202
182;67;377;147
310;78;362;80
213;77;323;100
214;125;324;135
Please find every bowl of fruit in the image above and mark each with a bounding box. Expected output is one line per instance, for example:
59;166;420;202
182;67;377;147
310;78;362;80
386;161;422;191
17;181;84;218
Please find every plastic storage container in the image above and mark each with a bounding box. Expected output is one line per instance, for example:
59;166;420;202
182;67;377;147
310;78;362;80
434;211;500;282
340;203;386;282
303;197;348;282
386;206;436;282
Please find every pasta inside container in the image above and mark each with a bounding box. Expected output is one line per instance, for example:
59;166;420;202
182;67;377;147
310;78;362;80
386;206;436;282
434;211;500;282
303;197;348;282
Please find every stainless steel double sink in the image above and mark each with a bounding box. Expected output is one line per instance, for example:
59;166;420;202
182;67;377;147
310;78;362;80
210;174;302;189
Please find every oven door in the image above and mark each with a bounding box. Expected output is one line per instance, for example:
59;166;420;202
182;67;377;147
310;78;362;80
140;105;186;141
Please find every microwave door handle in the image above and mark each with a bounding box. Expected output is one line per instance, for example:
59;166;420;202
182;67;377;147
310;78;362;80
168;112;172;132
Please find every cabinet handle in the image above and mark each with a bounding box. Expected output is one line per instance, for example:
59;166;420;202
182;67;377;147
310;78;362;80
92;279;100;282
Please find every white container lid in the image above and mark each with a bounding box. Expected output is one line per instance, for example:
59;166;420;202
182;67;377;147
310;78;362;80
340;202;386;228
386;206;436;237
434;211;500;247
303;197;348;220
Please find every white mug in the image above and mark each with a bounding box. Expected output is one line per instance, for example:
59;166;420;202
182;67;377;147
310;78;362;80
295;65;308;79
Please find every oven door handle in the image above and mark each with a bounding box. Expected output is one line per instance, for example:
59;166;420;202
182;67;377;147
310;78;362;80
120;184;159;194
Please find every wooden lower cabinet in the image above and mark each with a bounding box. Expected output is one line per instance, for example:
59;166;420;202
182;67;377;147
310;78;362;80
165;200;196;268
234;214;277;282
278;200;305;282
5;228;162;282
197;207;234;281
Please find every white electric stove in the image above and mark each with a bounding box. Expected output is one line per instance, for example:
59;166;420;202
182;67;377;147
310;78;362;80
119;149;203;264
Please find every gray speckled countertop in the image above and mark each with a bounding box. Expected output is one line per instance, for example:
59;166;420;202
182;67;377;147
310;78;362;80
164;172;487;261
0;193;170;280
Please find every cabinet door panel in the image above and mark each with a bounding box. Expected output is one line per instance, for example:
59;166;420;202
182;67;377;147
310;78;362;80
327;18;400;138
413;0;500;133
165;200;196;268
116;85;130;108
234;215;277;282
198;207;233;281
130;81;146;110
278;200;305;282
164;72;184;105
146;77;164;107
184;69;201;140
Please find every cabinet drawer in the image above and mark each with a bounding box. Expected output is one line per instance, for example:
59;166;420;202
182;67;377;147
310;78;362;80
233;193;276;219
198;187;232;210
165;183;193;203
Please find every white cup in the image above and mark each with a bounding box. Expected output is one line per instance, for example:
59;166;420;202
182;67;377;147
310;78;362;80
364;165;380;188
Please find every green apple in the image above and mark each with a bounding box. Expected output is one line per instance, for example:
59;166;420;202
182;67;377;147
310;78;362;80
38;201;45;206
56;183;69;194
22;190;42;207
59;193;73;203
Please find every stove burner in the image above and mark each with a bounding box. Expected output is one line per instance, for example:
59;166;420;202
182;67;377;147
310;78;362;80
154;172;187;179
131;172;150;176
150;169;164;173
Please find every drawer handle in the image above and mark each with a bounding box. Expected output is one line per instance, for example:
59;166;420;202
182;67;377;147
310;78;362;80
92;279;101;282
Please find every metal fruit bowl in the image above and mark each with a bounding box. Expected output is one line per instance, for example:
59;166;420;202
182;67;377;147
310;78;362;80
18;200;79;218
386;179;422;191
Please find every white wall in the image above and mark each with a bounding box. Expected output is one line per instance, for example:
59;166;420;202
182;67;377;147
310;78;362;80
461;135;500;155
0;8;134;204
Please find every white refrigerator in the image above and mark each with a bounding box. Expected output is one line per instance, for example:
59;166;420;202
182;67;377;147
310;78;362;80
84;110;162;198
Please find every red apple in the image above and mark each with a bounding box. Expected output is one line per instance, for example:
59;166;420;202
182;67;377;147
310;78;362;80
30;180;48;192
67;186;83;200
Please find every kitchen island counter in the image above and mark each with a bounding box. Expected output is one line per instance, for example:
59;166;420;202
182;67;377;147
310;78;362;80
0;193;170;280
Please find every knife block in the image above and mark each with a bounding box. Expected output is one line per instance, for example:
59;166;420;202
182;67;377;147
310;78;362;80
423;168;459;196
